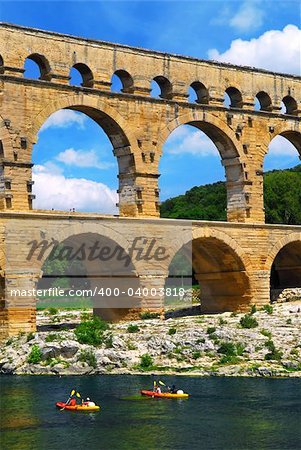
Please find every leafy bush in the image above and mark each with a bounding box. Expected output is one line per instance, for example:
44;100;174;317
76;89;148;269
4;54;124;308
218;342;236;356
240;314;258;329
207;327;216;335
250;305;257;315
286;318;292;325
260;329;272;339
168;327;177;336
264;340;283;361
75;316;109;346
48;307;58;315
26;332;35;342
27;344;42;364
127;324;139;333
219;354;240;364
218;318;227;325
192;351;201;360
80;312;93;321
262;304;273;315
77;349;97;368
45;333;63;343
139;312;160;320
218;341;245;360
139;353;153;368
127;341;137;350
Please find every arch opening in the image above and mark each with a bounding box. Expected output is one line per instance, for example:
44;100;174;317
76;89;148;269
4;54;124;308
224;87;243;108
282;95;298;116
37;232;140;321
165;237;251;314
160;121;245;222
24;54;51;81
270;241;301;302
151;76;172;99
70;63;94;88
111;70;134;93
189;82;209;104
255;91;272;111
264;131;301;224
32;104;134;215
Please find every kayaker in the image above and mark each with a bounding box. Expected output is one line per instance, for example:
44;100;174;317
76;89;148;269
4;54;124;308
82;397;96;407
155;386;161;394
168;384;177;394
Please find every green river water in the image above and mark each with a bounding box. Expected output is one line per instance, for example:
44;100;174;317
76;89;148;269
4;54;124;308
0;375;300;450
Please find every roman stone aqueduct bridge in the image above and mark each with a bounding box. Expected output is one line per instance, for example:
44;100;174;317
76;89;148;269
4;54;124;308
0;23;300;337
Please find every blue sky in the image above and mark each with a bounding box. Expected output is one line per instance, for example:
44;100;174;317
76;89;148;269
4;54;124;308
1;1;300;212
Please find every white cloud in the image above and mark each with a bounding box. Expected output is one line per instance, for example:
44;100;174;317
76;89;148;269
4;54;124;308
56;148;114;170
230;1;264;32
165;127;219;157
268;135;300;157
32;164;118;214
208;25;301;74
40;110;86;132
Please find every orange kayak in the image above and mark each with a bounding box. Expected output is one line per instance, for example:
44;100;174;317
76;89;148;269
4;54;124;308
56;402;100;411
141;390;189;399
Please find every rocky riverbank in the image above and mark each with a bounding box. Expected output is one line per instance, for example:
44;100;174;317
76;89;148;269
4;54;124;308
1;301;301;377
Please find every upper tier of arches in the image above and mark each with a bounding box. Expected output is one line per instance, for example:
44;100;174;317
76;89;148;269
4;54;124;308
1;51;296;117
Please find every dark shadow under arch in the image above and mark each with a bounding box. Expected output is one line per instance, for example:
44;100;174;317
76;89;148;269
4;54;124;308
270;241;301;295
38;232;141;321
166;236;251;313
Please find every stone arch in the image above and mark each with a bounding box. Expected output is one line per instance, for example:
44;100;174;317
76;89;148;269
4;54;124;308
27;94;138;151
24;53;52;81
151;75;172;99
70;63;94;88
264;232;301;272
112;69;134;93
157;112;247;221
165;227;252;313
26;95;141;216
255;91;272;111
38;221;134;268
37;225;141;321
225;86;243;108
189;81;209;104
282;95;298;116
265;124;301;156
165;226;252;271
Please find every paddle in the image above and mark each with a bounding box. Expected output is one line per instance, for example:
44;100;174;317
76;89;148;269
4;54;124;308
60;389;76;410
158;381;165;386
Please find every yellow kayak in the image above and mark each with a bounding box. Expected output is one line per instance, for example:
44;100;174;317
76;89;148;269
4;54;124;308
141;390;189;399
56;402;100;411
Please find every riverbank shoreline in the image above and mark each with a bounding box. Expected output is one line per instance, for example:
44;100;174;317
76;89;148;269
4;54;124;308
1;301;300;378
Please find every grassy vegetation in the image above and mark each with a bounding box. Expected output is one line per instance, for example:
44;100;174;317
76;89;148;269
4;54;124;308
127;324;140;333
77;349;97;368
